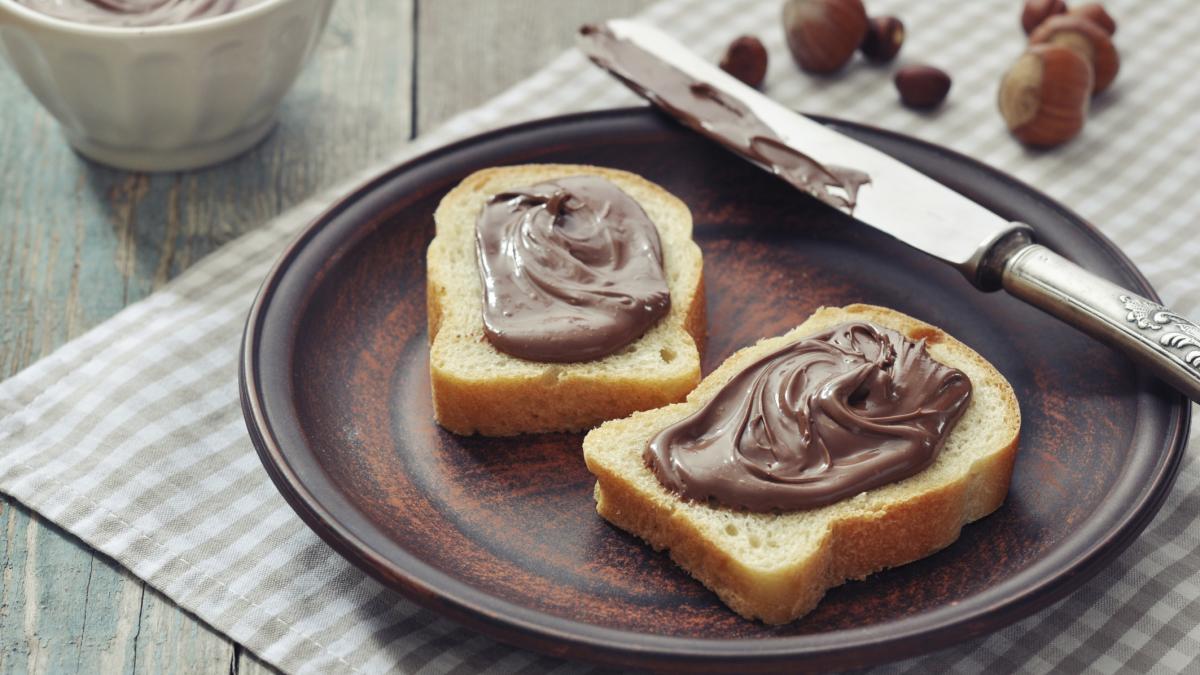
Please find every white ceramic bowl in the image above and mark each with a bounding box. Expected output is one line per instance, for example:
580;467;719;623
0;0;334;171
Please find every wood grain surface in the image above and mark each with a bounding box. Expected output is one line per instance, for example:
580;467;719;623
0;0;646;671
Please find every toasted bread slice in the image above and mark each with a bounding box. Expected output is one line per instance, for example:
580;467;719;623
427;164;705;436
583;304;1020;623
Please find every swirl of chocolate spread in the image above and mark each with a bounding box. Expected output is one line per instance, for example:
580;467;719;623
475;175;671;363
579;25;870;212
18;0;261;27
646;322;972;512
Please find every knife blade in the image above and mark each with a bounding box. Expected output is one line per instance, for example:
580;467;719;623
579;20;1017;273
579;19;1200;402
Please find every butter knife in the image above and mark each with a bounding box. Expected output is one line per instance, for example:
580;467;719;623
579;20;1200;402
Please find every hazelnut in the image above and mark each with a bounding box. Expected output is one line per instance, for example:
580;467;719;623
720;35;769;87
1069;3;1117;36
1030;14;1119;93
999;44;1093;147
860;16;905;63
782;0;868;74
894;65;952;109
1021;0;1067;35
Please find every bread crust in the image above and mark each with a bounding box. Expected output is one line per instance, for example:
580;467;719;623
584;304;1021;624
427;164;706;436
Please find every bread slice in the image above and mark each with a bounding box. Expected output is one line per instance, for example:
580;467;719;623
583;304;1020;624
427;164;705;436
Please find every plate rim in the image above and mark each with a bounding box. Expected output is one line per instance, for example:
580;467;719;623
239;107;1190;670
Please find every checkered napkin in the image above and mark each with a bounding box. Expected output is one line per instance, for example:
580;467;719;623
3;0;1199;671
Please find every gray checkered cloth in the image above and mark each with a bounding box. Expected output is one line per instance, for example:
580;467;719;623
2;0;1198;672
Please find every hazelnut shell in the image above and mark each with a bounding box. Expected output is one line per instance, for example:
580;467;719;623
1021;0;1067;35
1030;14;1120;94
1069;3;1117;36
998;44;1093;147
860;16;905;63
894;65;952;109
720;35;769;88
782;0;869;74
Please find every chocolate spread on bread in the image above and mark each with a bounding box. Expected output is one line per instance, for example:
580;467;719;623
475;175;671;363
18;0;262;26
579;25;870;211
646;322;972;512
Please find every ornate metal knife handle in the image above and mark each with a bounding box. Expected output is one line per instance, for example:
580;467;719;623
998;235;1200;401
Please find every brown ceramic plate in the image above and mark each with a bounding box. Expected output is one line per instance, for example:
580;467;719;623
240;108;1188;671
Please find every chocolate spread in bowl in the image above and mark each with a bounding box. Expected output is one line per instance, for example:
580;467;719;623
475;175;671;363
646;322;972;512
18;0;264;27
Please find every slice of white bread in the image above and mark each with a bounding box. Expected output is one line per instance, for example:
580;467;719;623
583;304;1020;624
427;164;705;436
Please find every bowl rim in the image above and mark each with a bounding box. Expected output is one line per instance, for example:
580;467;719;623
0;0;310;37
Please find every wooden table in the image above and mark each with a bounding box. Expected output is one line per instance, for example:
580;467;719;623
0;1;650;671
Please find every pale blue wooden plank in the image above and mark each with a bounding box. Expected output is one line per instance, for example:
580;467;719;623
0;506;139;674
0;1;414;673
